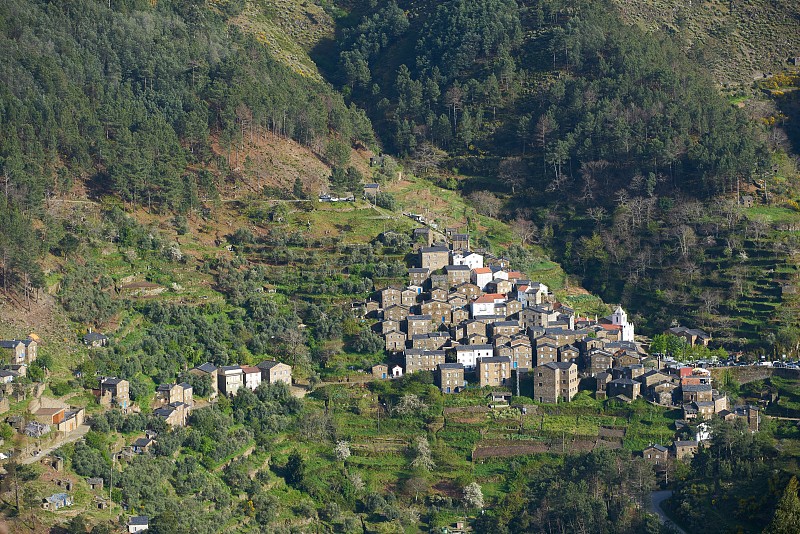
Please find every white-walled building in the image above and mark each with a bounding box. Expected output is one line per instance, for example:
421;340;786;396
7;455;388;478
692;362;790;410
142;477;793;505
242;366;262;390
471;267;493;290
452;252;484;270
471;293;507;318
455;344;495;370
610;306;635;342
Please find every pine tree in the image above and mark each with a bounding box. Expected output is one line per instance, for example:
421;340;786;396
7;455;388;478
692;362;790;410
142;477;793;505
765;476;800;534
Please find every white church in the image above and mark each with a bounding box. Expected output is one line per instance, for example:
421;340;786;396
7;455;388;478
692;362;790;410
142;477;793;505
609;305;635;342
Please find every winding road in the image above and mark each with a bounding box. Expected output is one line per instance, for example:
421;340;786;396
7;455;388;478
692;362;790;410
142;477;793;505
650;490;688;534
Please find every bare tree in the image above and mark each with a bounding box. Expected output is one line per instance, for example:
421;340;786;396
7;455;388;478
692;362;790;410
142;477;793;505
498;157;527;194
511;217;538;245
469;191;502;218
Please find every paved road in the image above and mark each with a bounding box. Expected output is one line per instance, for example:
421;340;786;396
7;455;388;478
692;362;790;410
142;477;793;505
21;423;91;465
650;491;687;534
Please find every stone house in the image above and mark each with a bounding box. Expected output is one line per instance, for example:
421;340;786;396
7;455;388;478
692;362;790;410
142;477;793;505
405;315;433;336
154;402;189;427
408;268;430;287
587;349;614;376
384;305;410;322
404;349;445;374
257;360;292;385
411;332;450;351
430;273;449;289
372;364;388;379
420;300;451;325
673;440;699;461
0;338;37;364
99;377;130;410
505;299;523;317
478;356;511;387
491;320;519;338
533;362;579;403
381;287;402;308
682;383;713;403
558;345;580;365
401;288;420;307
455;283;482;300
385;331;407;352
430;288;448;301
445;265;471;286
420;246;450;271
380;319;401;335
451;308;469;326
83;332;109;347
450;233;469;251
666;326;711;347
642;444;669;465
56;408;85;433
607;378;641;400
535;342;558;366
509;337;533;370
435;363;465;393
413;227;433;246
189;362;218;399
595;372;612;398
485;278;513;295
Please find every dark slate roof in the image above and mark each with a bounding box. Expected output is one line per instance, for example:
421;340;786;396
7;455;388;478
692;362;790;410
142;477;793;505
438;363;464;370
179;382;191;389
682;384;712;392
156;384;173;392
445;264;470;271
674;440;699;448
408;267;430;273
543;362;574;370
479;356;511;364
101;377;124;385
219;365;242;372
645;444;669;453
129;516;149;526
0;340;23;349
610;378;637;385
421;246;449;253
256;360;280;370
407;314;433;321
83;332;108;342
405;349;446;356
196;362;217;373
132;437;153;448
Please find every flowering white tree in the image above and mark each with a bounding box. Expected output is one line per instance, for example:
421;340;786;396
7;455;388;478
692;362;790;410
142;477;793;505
463;482;484;509
410;436;435;471
335;440;351;462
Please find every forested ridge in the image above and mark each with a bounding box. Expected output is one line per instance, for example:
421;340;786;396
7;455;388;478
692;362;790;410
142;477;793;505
331;0;800;351
0;0;372;296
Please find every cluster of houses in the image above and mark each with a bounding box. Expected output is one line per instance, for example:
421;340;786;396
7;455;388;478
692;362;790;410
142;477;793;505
188;359;292;399
361;228;639;404
0;336;38;388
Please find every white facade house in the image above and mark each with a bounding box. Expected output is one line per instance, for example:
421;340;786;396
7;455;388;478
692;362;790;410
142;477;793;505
610;306;635;342
516;282;549;307
471;293;507;318
453;252;484;270
218;366;244;397
456;344;494;369
471;267;494;290
242;366;262;390
492;269;509;281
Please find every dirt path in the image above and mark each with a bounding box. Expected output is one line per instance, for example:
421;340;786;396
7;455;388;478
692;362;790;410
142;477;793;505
21;424;90;465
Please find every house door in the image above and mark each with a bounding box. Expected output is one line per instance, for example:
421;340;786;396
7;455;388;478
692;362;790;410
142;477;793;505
446;387;451;393
382;373;386;379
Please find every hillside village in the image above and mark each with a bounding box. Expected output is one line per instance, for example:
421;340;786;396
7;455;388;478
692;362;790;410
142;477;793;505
0;226;774;530
359;226;764;456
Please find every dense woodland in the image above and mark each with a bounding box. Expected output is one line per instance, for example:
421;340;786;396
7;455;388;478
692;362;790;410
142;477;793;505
0;0;372;295
331;0;800;351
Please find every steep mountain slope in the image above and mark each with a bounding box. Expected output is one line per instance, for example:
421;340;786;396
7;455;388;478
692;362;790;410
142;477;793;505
614;0;800;87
